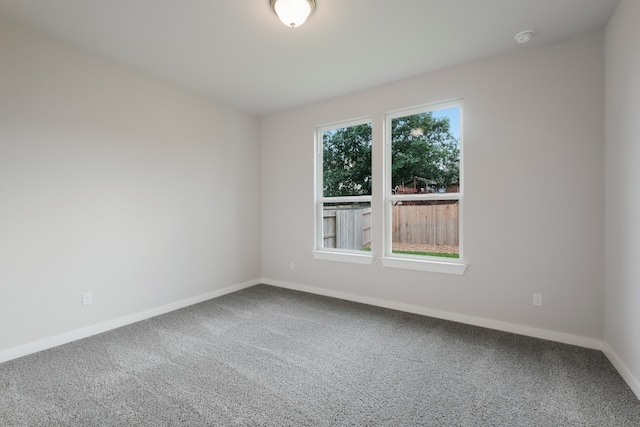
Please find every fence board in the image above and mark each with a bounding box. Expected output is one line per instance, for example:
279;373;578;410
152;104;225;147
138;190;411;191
362;210;371;247
323;210;336;248
323;207;371;250
323;204;456;249
392;204;458;246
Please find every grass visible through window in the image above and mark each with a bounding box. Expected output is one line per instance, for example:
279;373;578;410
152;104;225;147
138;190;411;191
391;249;459;258
361;247;459;258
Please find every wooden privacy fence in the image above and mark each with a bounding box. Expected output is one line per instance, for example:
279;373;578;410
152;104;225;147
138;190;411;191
392;203;458;246
323;207;371;250
323;204;458;250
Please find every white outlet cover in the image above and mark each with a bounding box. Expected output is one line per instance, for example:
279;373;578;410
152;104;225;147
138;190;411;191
533;293;543;307
82;292;92;305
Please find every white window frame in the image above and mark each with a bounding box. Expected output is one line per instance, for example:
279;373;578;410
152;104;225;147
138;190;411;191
381;100;467;275
313;117;374;265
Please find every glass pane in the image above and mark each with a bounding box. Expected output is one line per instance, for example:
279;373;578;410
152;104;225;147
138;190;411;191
391;107;460;194
391;200;459;259
323;123;372;197
322;202;371;251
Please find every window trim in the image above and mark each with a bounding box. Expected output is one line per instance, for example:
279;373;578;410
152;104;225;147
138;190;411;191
313;101;468;275
381;100;466;272
380;256;467;275
315;117;373;258
311;250;374;265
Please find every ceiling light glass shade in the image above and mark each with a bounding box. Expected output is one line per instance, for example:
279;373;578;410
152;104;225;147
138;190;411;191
270;0;316;28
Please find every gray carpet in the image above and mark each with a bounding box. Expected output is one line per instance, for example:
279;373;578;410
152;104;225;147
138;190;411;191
1;284;639;426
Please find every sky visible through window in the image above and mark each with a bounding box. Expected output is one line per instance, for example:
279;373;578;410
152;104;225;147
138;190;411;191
431;107;460;140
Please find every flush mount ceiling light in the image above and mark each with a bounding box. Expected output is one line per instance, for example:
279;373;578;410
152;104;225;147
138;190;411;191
270;0;316;28
515;30;535;44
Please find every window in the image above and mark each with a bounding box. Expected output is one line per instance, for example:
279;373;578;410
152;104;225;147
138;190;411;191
385;102;462;262
314;101;465;274
315;118;373;261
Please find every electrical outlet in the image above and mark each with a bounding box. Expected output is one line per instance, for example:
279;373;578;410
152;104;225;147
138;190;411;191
533;293;543;307
290;262;295;271
82;292;92;306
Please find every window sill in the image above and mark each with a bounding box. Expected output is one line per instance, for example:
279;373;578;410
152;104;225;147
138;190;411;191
312;250;374;265
380;256;467;275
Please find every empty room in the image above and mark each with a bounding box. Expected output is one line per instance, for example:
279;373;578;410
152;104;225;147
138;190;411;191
1;0;639;425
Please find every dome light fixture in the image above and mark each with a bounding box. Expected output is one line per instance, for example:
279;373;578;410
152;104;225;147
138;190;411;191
270;0;316;28
515;30;535;44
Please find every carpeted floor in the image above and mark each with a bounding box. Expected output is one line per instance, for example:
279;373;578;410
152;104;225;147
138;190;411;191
1;284;639;426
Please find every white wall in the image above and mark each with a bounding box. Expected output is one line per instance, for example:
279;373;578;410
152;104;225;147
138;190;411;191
261;31;605;345
0;19;261;354
604;0;640;397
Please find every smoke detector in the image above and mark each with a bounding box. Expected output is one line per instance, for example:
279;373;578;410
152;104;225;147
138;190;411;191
515;30;535;44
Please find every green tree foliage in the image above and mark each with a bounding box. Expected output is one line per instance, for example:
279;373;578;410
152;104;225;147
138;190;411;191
322;113;459;197
391;112;459;190
323;123;372;197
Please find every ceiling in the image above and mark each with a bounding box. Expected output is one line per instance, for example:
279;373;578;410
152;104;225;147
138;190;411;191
0;0;620;116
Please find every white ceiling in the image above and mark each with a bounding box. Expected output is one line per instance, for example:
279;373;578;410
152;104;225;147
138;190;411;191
0;0;620;116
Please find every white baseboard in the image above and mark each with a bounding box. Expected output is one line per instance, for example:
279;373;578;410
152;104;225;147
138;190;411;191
261;278;603;350
602;342;640;401
0;279;260;364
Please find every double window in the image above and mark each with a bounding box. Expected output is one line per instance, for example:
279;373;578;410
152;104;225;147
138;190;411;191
315;101;464;273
